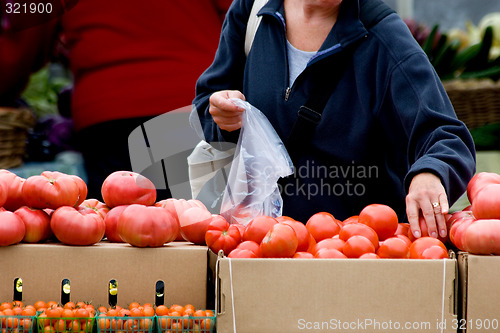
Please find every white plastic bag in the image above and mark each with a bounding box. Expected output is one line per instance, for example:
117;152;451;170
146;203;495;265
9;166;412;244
220;99;294;225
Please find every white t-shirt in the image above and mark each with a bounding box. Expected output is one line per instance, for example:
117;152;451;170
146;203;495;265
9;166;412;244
286;39;316;86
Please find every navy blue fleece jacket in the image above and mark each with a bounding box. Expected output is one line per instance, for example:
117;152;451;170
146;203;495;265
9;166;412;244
193;0;476;223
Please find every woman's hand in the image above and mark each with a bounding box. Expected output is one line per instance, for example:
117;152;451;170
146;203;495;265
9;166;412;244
209;90;246;132
406;172;449;239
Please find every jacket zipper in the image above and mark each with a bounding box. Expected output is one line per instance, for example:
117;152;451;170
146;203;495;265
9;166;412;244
285;87;291;101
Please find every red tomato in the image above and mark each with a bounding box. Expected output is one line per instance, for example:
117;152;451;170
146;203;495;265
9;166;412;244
409;237;447;259
376;237;410;259
293;252;314;259
22;171;82;209
235;240;261;257
0;170;26;210
359;253;380;259
342;215;359;225
78;199;110;219
0;211;25;246
155;198;184;241
467;172;500;204
228;248;258;258
14;206;51;243
472;184;500;219
242;215;278;244
463;219;500;255
0;178;7;208
232;223;246;238
420;245;448;259
50;206;106;245
343;235;376;258
395;223;410;236
358;204;398;241
339;223;379;250
260;223;298;258
205;215;241;255
178;206;212;245
305;212;341;242
450;218;475;251
101;171;156;207
280;219;312;252
314;248;347;259
103;205;129;242
311;238;345;255
117;204;179;247
395;234;412;247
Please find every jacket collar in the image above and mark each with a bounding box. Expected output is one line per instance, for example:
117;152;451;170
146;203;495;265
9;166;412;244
258;0;368;52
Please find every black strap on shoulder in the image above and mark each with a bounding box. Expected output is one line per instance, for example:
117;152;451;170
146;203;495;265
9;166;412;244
286;0;395;157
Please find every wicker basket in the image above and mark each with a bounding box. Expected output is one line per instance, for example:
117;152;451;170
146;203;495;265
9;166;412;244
443;78;500;130
0;107;36;169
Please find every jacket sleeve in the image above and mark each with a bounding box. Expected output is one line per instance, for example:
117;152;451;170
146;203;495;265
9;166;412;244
191;0;251;144
381;51;476;206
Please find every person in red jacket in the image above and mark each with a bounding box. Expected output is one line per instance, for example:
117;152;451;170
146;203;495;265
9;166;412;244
0;0;231;200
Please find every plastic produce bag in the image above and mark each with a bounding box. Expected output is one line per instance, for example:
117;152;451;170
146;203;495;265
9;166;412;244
221;99;294;225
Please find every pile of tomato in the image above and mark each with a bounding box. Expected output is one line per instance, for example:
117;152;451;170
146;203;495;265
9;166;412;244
204;202;451;259
447;172;500;255
0;169;210;248
0;301;37;333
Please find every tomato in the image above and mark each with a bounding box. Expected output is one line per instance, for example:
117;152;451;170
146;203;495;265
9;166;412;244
50;171;88;206
0;210;25;246
376;237;410;259
205;215;241;255
395;234;412;247
305;212;341;242
14;206;51;243
395;223;410;236
118;204;179;247
450;218;475;251
467;172;500;204
359;253;380;259
101;171;156;207
342;215;359;225
339;223;379;250
78;199;110;219
409;237;447;259
358;204;398;241
0;170;26;211
178;206;212;245
280;218;312;252
343;235;376;258
242;215;278;244
311;238;345;255
0;178;7;208
50;206;106;245
472;184;500;219
259;223;298;258
155;198;184;240
235;240;261;257
420;245;448;259
314;248;347;259
293;252;315;259
228;248;258;258
103;205;128;242
463;219;500;255
22;171;83;209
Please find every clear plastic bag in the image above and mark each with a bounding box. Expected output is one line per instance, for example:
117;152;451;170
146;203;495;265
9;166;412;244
220;99;294;225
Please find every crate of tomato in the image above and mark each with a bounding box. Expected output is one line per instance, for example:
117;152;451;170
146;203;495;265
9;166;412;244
0;301;37;333
155;304;215;333
96;303;155;333
36;301;96;333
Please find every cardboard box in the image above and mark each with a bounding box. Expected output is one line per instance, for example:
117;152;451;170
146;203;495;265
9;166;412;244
0;242;209;309
214;252;458;333
458;252;500;333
